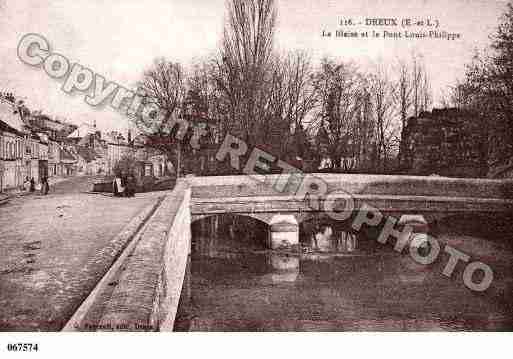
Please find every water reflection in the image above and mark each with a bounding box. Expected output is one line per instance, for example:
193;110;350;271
267;253;299;283
175;216;513;332
309;226;358;253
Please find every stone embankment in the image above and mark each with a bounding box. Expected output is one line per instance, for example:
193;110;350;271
63;181;192;332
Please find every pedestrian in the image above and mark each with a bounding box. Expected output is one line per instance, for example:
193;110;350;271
40;177;49;195
29;177;35;192
112;175;119;197
126;175;136;197
44;177;50;195
23;177;31;192
121;174;128;197
113;174;124;197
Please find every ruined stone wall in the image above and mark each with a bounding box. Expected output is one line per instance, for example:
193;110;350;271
489;158;513;179
401;108;488;178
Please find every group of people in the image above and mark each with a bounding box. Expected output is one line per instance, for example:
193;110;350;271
23;176;50;195
112;174;137;197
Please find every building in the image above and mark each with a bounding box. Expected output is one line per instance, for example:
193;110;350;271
26;112;78;178
72;145;106;175
59;147;77;176
66;122;97;141
0;122;25;191
104;131;133;175
0;98;49;191
47;140;61;177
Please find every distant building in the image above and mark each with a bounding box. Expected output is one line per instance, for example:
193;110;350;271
66;123;97;141
0;121;25;191
59;147;77;176
0;98;47;191
104;131;132;175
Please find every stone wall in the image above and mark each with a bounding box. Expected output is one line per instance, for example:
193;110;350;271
489;158;513;179
156;183;191;330
187;173;512;200
401;108;488;178
97;181;191;331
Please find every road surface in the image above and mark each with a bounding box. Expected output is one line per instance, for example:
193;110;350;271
0;176;165;331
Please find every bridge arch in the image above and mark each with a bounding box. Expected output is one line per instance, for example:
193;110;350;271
191;213;271;226
191;213;271;248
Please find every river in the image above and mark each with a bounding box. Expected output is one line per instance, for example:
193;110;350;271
174;217;513;331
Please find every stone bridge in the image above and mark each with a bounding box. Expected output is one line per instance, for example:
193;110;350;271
64;174;513;332
188;174;513;249
189;174;513;223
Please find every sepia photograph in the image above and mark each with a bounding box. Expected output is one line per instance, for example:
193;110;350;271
0;0;512;355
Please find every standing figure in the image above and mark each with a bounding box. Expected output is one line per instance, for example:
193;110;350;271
112;176;120;197
121;175;128;197
29;177;35;192
23;177;31;192
126;175;136;197
40;177;49;195
44;177;50;195
112;177;118;197
113;175;124;197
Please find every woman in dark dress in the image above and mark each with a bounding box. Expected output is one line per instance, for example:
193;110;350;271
112;176;120;197
40;177;49;195
126;175;137;197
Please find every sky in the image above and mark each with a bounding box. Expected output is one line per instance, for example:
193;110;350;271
0;0;509;133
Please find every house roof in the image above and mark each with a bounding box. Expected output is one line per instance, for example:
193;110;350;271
0;119;23;136
103;131;127;144
67;123;96;138
60;148;77;163
75;146;102;163
0;100;26;134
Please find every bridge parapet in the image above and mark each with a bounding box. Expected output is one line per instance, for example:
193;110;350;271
187;174;513;226
187;174;513;200
92;181;192;331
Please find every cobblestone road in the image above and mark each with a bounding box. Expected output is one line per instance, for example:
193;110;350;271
0;177;164;331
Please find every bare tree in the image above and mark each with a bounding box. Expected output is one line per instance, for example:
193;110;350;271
281;51;318;131
262;50;317;159
394;59;413;129
395;54;431;170
188;62;223;143
312;59;366;170
137;58;186;127
214;0;278;145
134;58;187;176
369;63;397;170
411;53;432;116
